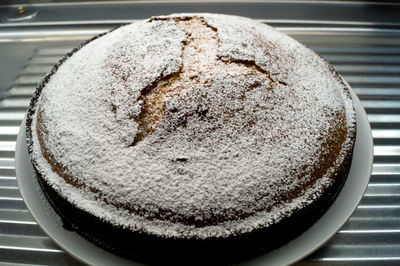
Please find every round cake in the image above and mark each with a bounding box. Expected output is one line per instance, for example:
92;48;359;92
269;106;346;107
26;13;356;263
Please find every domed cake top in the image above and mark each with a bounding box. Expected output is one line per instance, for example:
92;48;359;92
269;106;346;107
30;13;356;238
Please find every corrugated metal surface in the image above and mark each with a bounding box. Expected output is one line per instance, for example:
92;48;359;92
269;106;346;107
1;2;400;265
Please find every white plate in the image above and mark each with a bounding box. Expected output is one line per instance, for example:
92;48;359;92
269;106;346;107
15;89;373;266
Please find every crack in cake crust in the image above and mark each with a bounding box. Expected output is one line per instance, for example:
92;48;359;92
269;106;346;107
131;17;275;145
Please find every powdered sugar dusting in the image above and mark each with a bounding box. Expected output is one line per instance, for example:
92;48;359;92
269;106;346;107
29;13;356;238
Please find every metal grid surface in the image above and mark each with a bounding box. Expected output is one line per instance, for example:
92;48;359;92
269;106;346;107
1;5;400;266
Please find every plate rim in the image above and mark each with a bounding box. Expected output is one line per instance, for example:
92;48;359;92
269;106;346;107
15;89;373;266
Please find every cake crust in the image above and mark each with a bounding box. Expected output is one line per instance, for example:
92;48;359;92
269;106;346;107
26;13;356;262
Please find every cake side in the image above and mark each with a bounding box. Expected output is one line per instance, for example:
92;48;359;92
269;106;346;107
27;13;356;240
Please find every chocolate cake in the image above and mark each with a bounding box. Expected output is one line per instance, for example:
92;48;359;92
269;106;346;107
26;13;356;263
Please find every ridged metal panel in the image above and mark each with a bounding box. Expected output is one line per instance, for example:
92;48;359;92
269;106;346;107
1;19;400;266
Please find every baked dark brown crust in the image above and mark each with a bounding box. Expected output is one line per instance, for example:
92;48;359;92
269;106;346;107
26;14;356;264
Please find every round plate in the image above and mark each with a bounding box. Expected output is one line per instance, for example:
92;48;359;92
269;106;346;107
15;89;373;266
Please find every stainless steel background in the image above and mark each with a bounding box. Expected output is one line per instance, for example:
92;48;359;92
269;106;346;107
1;1;400;265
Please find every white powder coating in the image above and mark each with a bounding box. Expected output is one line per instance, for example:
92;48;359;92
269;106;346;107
29;13;356;238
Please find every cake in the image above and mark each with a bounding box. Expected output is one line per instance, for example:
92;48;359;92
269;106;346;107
26;13;356;263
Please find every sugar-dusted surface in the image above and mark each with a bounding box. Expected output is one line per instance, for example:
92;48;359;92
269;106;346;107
29;13;356;238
